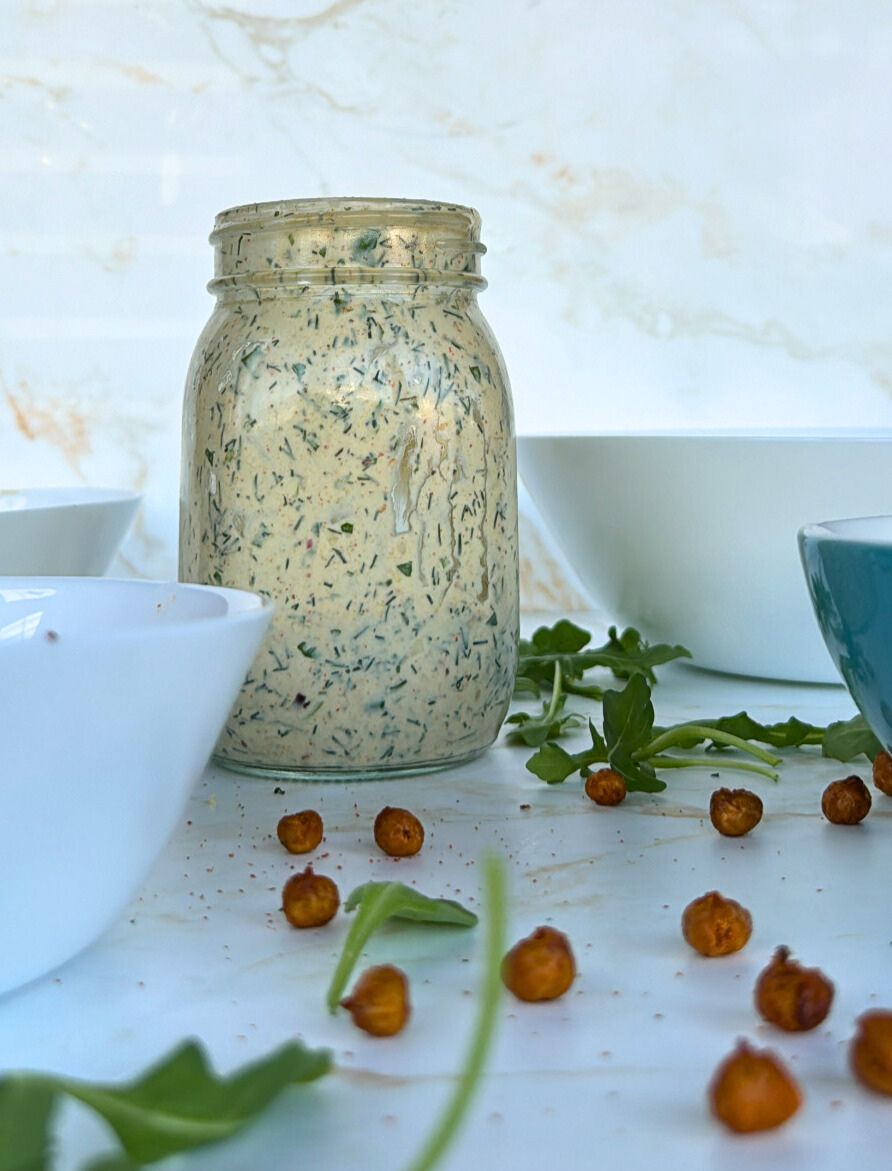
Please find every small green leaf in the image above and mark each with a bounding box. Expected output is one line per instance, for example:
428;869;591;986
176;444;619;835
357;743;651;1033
327;882;477;1012
526;721;607;783
469;366;482;383
602;674;655;758
340;522;354;534
204;449;214;466
396;562;413;577
822;713;883;762
297;641;316;659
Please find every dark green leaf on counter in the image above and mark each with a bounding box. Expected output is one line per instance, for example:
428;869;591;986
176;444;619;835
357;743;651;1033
0;1040;330;1170
0;1077;55;1171
822;712;883;762
327;882;477;1012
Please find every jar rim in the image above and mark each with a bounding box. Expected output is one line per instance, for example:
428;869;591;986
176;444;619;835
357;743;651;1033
212;197;481;240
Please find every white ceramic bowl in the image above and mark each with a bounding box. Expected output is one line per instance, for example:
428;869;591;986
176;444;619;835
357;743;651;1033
519;431;892;683
0;487;141;575
0;577;271;994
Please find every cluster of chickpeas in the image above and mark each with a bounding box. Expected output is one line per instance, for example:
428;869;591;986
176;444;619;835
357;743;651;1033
680;887;892;1130
274;802;578;1034
585;750;892;1131
275;804;423;1035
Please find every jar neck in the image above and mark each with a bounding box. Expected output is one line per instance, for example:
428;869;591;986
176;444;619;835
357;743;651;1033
208;198;487;298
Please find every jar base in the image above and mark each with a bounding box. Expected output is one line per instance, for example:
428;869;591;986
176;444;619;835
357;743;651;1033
211;745;489;782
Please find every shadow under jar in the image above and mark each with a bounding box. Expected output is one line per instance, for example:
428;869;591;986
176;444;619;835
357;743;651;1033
180;198;519;780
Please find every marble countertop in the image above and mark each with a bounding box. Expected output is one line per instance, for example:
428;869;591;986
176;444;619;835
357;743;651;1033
4;638;891;1170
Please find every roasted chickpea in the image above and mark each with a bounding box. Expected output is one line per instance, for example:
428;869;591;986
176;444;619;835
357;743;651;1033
851;1010;892;1095
281;866;340;928
501;926;576;1002
709;787;763;837
754;946;834;1032
276;809;324;854
682;891;752;957
374;806;425;857
585;768;626;806
709;1040;802;1133
822;775;871;825
872;751;892;797
341;964;410;1037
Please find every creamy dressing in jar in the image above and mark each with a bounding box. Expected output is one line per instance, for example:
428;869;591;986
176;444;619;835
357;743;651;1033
180;198;518;779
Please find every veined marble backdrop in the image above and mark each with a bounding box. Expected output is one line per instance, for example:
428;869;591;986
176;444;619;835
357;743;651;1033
2;1;891;606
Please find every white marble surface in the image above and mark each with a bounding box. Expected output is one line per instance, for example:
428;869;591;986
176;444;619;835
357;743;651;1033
3;1;892;598
4;639;891;1170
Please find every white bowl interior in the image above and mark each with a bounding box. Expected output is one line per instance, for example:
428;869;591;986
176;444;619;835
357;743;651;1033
0;579;233;643
519;433;892;683
0;577;270;996
0;487;141;576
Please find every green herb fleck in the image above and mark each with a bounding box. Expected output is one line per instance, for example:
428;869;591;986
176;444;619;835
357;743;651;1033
469;366;482;383
352;229;381;261
397;562;413;577
340;522;354;534
297;641;317;659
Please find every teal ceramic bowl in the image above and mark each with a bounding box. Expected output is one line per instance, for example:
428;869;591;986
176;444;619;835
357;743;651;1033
799;516;892;749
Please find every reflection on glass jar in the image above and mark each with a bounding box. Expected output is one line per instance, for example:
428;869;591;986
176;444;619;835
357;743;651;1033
180;198;519;779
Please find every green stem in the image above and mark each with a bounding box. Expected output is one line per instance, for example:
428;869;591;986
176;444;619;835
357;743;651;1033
405;856;506;1171
542;661;563;722
649;755;779;782
563;678;604;701
636;724;781;767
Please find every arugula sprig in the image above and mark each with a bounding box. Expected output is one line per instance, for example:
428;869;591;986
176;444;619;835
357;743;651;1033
0;1039;331;1171
511;618;884;789
509;621;690;744
526;675;782;789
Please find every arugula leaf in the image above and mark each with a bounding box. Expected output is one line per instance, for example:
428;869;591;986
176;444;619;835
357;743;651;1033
405;856;506;1171
0;1040;330;1169
0;1078;56;1171
515;620;689;692
822;712;883;762
327;882;478;1012
664;712;825;751
525;721;607;783
600;675;665;792
505;663;586;746
596;626;691;683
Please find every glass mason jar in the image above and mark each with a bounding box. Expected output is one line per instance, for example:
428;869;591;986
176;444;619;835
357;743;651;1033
180;198;519;780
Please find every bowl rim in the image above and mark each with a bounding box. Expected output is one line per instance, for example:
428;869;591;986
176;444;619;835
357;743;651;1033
0;487;142;515
517;428;892;442
799;515;892;545
0;576;272;646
